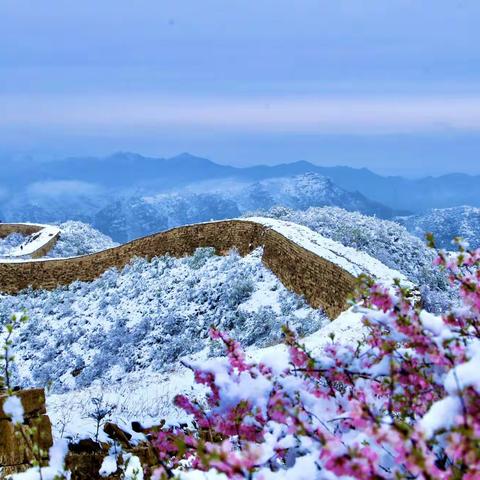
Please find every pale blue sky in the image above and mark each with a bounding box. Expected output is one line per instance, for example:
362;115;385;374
1;0;480;175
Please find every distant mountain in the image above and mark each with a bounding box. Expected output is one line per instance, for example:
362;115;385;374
237;173;397;218
93;174;399;242
3;152;480;213
0;153;238;190
94;193;240;242
0;182;108;224
398;206;480;249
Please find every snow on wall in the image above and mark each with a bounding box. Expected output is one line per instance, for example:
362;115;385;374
9;226;60;258
0;223;60;259
244;217;410;287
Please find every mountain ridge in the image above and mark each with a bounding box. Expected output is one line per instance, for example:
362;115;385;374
2;152;480;212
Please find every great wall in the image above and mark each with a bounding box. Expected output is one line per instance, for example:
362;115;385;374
0;223;60;260
0;218;406;319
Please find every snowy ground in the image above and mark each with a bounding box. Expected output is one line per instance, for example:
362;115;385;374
46;307;365;442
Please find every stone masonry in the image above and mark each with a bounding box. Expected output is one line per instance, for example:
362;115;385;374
0;389;53;477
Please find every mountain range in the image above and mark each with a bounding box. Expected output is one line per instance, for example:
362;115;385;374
93;173;393;242
2;152;480;212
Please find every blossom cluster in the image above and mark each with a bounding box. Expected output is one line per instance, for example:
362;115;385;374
152;244;480;479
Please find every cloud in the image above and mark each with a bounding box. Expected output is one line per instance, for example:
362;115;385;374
2;94;480;136
26;180;102;198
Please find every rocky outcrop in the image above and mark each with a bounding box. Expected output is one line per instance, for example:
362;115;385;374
0;389;53;478
0;390;158;479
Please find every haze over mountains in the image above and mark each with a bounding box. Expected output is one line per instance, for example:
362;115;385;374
3;152;480;213
2;152;480;246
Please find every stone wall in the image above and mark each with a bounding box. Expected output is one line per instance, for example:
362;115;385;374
29;233;60;260
0;221;357;319
0;389;52;477
0;224;60;259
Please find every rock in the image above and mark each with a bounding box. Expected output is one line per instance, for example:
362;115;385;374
0;389;52;476
68;438;107;455
103;423;132;447
0;388;47;421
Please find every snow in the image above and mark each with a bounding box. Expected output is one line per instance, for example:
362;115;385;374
399;205;480;250
0;233;26;257
244;217;409;287
100;454;118;477
10;440;68;480
45;221;118;258
124;455;144;480
444;340;480;394
45;305;364;442
0;247;326;393
3;395;24;424
4;225;60;258
420;396;462;438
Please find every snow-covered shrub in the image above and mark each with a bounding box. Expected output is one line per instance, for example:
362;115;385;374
0;248;326;392
46;221;118;258
187;246;216;269
253;206;456;312
399;206;480;250
152;244;480;479
0;232;25;257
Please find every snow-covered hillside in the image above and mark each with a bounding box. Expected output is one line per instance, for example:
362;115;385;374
46;308;365;441
237;173;396;218
94;194;240;243
398;205;480;249
46;221;118;258
253;206;457;312
0;232;25;257
0;247;327;394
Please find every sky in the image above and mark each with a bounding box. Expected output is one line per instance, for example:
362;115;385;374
1;0;480;176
